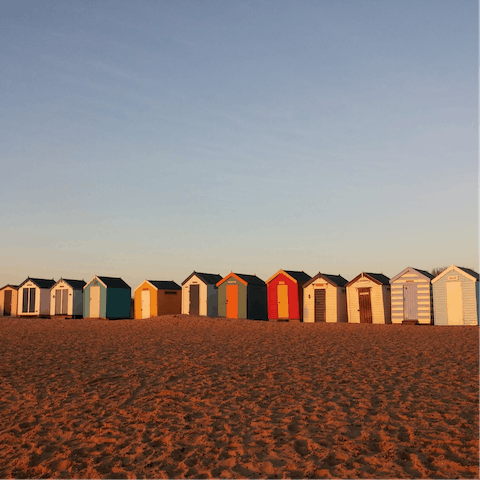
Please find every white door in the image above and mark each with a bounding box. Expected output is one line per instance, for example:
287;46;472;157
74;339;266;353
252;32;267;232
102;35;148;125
141;290;150;319
446;282;463;325
90;286;101;318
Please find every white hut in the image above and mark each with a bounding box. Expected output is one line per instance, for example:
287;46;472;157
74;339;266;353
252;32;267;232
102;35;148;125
0;285;19;317
50;279;86;318
181;272;222;317
18;278;56;317
431;265;479;325
303;273;348;323
346;272;391;324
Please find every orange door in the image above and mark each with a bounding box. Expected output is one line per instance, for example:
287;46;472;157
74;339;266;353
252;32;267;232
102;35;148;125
226;284;238;318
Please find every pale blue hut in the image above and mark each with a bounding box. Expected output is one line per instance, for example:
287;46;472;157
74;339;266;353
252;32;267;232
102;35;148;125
389;267;434;324
84;276;131;319
431;265;479;326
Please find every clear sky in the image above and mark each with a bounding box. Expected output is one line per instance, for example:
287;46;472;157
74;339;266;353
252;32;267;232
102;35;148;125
1;0;478;289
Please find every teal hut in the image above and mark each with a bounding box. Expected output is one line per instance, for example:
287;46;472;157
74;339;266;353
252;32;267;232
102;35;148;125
84;276;131;319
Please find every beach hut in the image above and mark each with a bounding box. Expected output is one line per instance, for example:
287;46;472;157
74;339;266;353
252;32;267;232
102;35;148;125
346;272;391;324
265;270;311;321
431;265;479;326
389;267;434;324
303;273;348;323
134;280;182;319
0;285;19;317
50;279;86;318
216;272;268;320
181;272;222;317
83;276;131;319
17;278;56;317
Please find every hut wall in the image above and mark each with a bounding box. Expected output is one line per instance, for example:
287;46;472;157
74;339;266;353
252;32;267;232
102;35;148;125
134;281;157;319
106;288;131;319
218;277;247;319
84;281;107;318
50;281;73;316
157;289;181;315
247;284;268;320
267;274;299;320
347;278;387;324
303;282;337;323
182;276;208;315
72;289;83;316
433;271;478;325
391;271;432;324
0;288;18;316
206;284;219;317
336;287;348;322
18;282;41;316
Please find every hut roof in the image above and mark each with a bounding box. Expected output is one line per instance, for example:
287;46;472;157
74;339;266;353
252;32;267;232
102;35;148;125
234;273;266;285
62;279;87;289
389;267;434;284
19;278;56;289
0;284;19;290
457;267;479;280
148;281;181;290
97;276;130;289
283;270;312;282
346;272;390;287
182;272;223;285
304;273;348;289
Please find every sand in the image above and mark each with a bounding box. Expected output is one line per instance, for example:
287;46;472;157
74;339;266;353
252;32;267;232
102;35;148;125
0;316;478;479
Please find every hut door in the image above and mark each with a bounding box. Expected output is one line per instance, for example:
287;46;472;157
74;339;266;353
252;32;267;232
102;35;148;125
226;284;238;318
90;286;101;318
61;289;68;315
189;284;199;315
314;289;326;322
446;282;463;325
4;290;12;316
277;284;289;319
23;288;36;313
403;284;418;320
141;290;150;319
55;289;62;314
358;288;372;323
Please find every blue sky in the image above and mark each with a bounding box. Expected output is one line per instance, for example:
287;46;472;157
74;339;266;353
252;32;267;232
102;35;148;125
1;0;478;288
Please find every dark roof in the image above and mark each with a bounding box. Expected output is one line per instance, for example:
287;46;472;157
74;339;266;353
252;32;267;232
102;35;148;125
234;273;266;285
283;270;312;282
148;280;181;290
457;267;479;280
303;273;348;289
412;269;434;280
0;284;19;290
62;279;86;289
20;278;56;289
97;276;130;289
364;272;390;285
182;271;223;285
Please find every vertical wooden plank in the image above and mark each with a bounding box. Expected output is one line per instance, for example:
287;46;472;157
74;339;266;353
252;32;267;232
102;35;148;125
314;289;326;322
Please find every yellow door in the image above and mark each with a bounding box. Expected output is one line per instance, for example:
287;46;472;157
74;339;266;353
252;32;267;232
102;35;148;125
277;284;289;319
90;286;100;318
446;282;463;325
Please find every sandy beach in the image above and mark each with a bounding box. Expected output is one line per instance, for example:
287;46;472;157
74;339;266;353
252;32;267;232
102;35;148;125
0;316;478;479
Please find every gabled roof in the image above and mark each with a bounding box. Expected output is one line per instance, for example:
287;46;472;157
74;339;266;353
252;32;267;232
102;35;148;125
0;284;19;291
303;273;349;289
54;279;86;290
389;267;434;284
19;277;56;289
216;272;266;287
147;280;181;290
431;265;479;284
97;276;130;288
182;271;223;286
266;269;311;284
346;272;390;287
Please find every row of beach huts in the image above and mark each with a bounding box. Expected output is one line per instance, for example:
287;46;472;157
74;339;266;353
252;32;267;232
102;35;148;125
0;265;478;326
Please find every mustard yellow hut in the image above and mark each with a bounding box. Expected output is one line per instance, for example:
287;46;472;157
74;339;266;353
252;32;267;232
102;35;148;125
134;280;181;319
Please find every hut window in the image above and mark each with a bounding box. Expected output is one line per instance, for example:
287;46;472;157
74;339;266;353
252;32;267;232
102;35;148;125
164;291;178;295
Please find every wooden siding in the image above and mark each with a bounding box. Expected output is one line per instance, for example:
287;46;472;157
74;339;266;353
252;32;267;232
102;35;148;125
50;280;74;316
105;288;131;319
134;281;157;319
303;282;337;323
182;275;208;316
433;269;478;325
83;278;107;319
157;289;181;316
18;282;49;317
267;273;300;320
347;277;389;324
390;270;431;324
336;287;348;323
0;287;18;316
218;276;247;319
